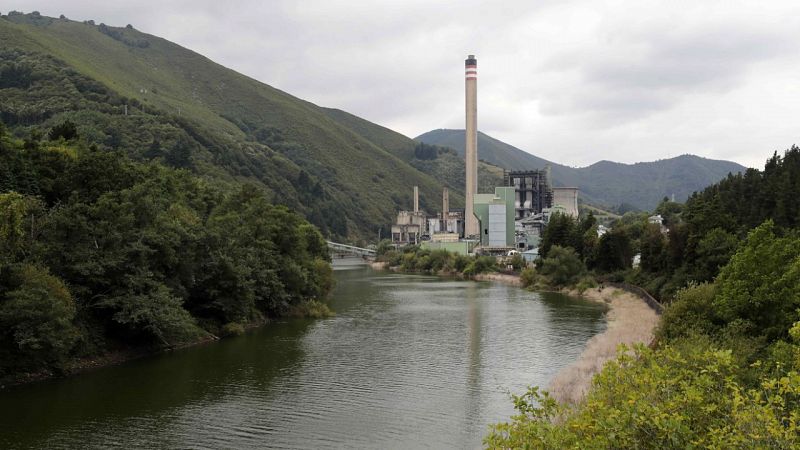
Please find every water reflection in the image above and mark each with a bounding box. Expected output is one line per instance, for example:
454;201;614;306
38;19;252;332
0;267;606;449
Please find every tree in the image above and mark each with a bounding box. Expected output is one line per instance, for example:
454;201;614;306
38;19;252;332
539;245;585;286
48;119;79;141
540;213;576;258
593;228;632;272
690;228;738;282
0;265;78;373
714;220;800;341
639;223;667;273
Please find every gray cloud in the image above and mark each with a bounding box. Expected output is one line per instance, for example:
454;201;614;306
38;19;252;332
5;0;800;168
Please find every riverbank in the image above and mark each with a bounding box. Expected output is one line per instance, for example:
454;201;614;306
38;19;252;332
473;272;523;286
1;299;334;389
444;268;661;404
547;286;660;404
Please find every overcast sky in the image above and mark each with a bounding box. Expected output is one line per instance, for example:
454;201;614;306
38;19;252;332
8;0;800;168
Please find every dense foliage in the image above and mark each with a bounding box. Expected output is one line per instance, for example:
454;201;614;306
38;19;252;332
0;12;464;240
375;243;496;278
0;131;332;379
487;148;800;447
486;340;800;448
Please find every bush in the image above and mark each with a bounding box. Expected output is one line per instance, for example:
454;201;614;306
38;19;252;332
656;282;718;342
539;245;586;287
486;340;800;449
520;267;537;288
574;275;597;294
221;322;245;337
508;253;525;271
713;221;800;341
0;265;78;373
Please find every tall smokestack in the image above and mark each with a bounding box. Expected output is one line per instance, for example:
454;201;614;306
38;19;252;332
413;186;419;213
465;54;479;237
442;187;449;216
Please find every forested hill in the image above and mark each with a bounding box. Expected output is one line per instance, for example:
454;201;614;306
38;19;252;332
0;12;457;240
416;129;747;211
0;128;335;379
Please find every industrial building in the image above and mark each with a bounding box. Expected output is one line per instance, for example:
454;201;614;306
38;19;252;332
387;54;581;257
473;187;515;248
552;187;579;218
504;169;553;220
391;186;427;245
427;187;465;237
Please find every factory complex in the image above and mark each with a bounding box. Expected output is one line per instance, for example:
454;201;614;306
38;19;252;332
390;55;579;256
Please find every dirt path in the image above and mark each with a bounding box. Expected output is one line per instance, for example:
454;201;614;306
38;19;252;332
548;287;660;404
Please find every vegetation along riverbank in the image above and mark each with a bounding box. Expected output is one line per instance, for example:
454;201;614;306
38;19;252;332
374;147;800;447
0;125;334;386
374;242;662;406
485;147;800;448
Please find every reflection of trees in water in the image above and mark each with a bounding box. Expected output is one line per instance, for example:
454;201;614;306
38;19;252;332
0;319;315;447
537;291;607;340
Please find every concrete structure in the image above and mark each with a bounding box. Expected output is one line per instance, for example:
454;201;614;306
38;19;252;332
473;187;515;248
442;187;449;218
648;214;668;234
505;170;553;219
430;232;459;243
464;54;479;237
391;211;426;244
428;210;465;236
327;241;377;258
521;248;539;263
421;240;473;256
391;186;427;245
552;187;579;218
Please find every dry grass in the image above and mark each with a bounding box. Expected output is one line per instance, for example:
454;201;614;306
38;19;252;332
473;272;523;286
548;287;659;404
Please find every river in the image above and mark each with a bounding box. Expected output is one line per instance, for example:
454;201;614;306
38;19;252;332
0;262;607;449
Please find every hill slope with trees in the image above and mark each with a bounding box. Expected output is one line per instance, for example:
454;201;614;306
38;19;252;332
416;128;747;211
487;145;800;447
0;11;455;240
0;126;334;381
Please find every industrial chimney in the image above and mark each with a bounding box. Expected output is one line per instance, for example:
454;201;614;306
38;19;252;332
464;54;479;237
413;186;419;213
442;187;449;217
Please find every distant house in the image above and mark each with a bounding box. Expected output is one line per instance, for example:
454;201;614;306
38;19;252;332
521;248;539;263
648;214;668;234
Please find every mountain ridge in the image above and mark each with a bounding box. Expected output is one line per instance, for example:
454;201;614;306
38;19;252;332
0;12;458;239
416;128;747;210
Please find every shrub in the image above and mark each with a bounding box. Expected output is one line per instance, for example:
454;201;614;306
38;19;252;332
574;276;597;294
486;341;800;449
221;322;245;337
539;245;586;287
656;282;718;342
520;267;537;288
508;253;525;271
713;221;800;341
0;265;78;373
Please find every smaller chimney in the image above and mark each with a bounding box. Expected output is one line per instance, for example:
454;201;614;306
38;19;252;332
413;186;419;213
442;187;449;216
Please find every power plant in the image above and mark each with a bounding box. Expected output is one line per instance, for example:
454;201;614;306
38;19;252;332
464;54;479;237
388;53;579;255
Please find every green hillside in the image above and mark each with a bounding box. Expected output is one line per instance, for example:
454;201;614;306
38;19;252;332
416;129;747;210
0;12;452;240
322;108;505;208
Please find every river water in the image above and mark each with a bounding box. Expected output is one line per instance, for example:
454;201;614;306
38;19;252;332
0;263;606;449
